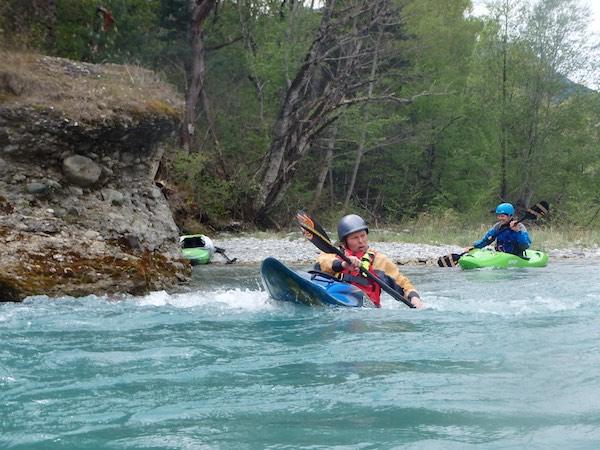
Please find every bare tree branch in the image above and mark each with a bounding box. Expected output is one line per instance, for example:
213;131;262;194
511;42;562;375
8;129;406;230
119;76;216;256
250;0;410;223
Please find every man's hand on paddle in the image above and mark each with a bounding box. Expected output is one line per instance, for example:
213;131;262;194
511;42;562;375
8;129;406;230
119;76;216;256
410;296;424;309
341;255;361;270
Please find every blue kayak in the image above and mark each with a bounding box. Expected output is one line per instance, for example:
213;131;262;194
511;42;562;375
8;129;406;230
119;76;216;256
260;257;374;307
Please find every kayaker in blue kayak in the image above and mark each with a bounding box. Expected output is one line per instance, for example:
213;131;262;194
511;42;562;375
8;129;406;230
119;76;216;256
315;214;423;308
472;202;531;256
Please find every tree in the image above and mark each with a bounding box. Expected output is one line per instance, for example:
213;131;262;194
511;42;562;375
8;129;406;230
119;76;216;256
469;0;596;207
251;0;416;225
181;0;218;153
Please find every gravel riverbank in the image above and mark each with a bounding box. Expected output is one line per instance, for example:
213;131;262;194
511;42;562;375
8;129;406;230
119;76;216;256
209;234;600;266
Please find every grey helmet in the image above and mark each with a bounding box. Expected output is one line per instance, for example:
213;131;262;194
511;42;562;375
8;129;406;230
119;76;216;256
337;214;368;242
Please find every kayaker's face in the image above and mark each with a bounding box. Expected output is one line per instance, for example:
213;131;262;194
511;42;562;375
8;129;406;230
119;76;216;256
496;213;511;224
345;230;369;253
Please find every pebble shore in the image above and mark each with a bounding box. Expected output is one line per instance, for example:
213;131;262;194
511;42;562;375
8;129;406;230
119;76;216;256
210;235;600;265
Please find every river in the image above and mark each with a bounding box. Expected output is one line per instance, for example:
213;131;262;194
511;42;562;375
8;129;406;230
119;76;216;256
1;259;599;449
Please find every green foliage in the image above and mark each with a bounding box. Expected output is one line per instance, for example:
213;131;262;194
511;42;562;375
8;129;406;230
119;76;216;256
0;0;170;65
0;1;55;50
170;150;207;185
192;174;239;220
54;0;164;63
51;0;97;60
169;149;240;221
2;0;599;229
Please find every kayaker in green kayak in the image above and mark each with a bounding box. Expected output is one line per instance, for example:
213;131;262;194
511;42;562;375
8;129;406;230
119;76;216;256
472;202;531;256
315;214;424;309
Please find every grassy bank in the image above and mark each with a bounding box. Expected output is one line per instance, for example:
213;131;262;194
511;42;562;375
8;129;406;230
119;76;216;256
371;222;600;251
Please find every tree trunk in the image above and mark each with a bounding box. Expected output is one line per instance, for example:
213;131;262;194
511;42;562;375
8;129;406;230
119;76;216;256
251;0;396;224
251;0;338;221
181;0;217;153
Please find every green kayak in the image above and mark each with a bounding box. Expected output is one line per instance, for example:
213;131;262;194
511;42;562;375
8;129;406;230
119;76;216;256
458;248;549;269
180;234;215;265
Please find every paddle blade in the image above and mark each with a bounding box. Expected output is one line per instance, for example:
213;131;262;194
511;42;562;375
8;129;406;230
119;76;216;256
437;253;461;267
296;211;316;240
524;200;549;220
215;246;237;264
296;211;341;255
298;210;333;242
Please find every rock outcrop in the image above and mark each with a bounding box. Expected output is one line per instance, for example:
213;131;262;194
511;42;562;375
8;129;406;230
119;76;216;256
0;50;191;301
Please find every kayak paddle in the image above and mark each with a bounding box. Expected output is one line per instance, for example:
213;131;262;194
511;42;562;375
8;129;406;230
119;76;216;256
296;211;415;308
436;200;550;267
215;246;237;264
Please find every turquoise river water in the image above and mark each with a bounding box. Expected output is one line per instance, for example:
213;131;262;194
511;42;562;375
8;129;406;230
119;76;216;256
1;260;600;449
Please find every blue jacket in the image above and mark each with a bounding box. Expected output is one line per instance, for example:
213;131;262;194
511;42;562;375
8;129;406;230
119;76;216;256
474;222;531;255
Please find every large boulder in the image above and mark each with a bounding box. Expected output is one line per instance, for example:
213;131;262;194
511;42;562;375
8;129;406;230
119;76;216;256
0;50;190;301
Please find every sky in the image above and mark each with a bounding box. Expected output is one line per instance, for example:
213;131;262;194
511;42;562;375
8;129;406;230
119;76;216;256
577;1;600;31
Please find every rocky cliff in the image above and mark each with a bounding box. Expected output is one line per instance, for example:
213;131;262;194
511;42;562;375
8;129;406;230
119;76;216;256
0;50;191;301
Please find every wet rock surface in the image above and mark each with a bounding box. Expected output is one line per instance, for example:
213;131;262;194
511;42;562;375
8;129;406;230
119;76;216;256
0;51;189;302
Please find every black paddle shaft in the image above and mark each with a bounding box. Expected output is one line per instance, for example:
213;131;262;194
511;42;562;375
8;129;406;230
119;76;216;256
215;246;237;264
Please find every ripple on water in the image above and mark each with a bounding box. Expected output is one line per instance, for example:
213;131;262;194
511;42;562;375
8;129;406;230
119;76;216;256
1;260;599;448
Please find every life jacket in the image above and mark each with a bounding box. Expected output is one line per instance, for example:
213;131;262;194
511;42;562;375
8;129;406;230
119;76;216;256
494;226;528;256
336;249;382;306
